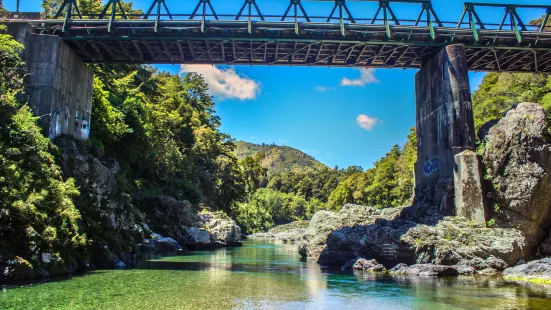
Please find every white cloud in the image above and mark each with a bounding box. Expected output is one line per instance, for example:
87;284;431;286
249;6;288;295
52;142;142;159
315;86;336;92
341;68;379;87
356;114;379;131
180;65;260;100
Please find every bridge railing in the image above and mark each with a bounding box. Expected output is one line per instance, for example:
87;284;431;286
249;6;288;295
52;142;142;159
8;0;551;39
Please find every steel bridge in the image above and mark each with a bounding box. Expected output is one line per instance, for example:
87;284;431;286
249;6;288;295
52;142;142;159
5;0;551;72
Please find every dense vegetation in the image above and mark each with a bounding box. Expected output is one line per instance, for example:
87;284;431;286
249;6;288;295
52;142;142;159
235;141;327;176
234;131;417;233
3;0;551;243
473;72;551;132
90;65;244;210
0;25;85;270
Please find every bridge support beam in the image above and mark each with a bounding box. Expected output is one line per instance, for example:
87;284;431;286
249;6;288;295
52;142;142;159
414;44;487;224
8;24;93;141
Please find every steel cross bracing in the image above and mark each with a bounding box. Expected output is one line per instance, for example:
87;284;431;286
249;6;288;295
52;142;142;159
11;0;551;72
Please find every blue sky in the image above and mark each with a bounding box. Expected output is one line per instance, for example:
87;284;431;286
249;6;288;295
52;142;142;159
6;0;549;169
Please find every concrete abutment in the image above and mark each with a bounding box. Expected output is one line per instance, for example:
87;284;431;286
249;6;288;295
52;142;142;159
414;44;487;224
7;23;93;141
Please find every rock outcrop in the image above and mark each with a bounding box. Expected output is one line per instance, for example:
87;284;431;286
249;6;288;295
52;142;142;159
198;211;242;247
299;203;525;270
136;195;198;246
299;103;551;277
55;136;149;269
483;102;551;253
503;258;551;283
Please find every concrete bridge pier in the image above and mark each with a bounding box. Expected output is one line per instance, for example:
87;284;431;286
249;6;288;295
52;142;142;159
7;23;93;141
414;44;487;224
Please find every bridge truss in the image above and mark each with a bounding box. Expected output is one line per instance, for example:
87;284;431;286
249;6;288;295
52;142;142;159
10;0;551;72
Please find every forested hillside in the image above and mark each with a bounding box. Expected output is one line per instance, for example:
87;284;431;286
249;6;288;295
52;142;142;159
234;141;327;176
234;130;417;233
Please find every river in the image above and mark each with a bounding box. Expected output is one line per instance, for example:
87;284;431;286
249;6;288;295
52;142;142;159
2;240;551;309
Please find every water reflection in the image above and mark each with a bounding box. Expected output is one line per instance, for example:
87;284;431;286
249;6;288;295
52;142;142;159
1;240;551;310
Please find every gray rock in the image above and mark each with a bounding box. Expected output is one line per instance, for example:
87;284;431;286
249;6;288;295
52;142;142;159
137;196;198;245
453;265;476;275
150;233;182;253
41;252;52;264
353;259;387;272
503;258;551;282
186;227;213;249
483;102;551;252
538;233;551;257
56;136;148;269
389;264;459;277
300;203;527;270
198;211;242;247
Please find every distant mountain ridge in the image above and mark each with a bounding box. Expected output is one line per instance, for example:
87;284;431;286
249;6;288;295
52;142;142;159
234;141;328;175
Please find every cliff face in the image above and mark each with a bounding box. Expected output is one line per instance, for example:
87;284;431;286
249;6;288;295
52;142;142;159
299;103;551;274
0;136;242;283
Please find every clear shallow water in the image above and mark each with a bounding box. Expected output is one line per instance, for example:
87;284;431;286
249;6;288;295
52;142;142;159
2;240;551;310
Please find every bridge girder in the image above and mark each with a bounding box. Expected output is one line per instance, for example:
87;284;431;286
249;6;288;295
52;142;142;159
10;0;551;72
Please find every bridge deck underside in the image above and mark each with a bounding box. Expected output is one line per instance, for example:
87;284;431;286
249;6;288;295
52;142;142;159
28;20;551;72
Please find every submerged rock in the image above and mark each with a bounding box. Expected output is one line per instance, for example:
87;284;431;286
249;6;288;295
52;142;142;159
389;264;459;277
503;258;551;283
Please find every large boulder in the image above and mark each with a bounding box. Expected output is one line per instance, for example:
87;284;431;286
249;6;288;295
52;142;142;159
185;227;213;249
503;258;551;283
298;204;403;263
483;102;551;251
136;196;198;245
198;211;242;247
299;203;528;269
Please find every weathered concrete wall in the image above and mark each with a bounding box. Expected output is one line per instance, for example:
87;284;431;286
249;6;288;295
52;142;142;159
414;45;476;184
415;45;486;223
6;23;93;141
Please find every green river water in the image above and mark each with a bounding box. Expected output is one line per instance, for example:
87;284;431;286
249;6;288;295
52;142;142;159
2;240;551;309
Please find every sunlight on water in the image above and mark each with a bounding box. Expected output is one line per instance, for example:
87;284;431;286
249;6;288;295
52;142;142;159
2;240;551;309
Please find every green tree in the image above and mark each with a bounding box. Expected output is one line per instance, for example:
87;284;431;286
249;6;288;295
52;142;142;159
0;26;85;270
473;72;551;131
240;153;268;195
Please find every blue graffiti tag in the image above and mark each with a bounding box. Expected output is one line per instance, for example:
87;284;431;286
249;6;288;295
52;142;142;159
423;157;439;176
